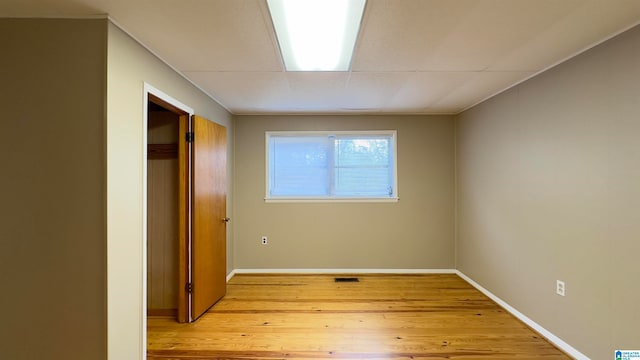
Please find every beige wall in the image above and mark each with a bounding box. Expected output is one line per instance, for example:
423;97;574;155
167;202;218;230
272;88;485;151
234;115;454;269
106;22;233;359
0;19;107;359
456;25;640;359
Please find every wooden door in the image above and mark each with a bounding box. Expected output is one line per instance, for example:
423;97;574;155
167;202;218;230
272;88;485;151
191;115;227;320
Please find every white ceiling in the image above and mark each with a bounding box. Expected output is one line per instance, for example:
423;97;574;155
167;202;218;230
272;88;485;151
3;0;640;115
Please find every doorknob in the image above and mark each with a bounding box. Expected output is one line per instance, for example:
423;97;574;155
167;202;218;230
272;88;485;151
222;217;231;223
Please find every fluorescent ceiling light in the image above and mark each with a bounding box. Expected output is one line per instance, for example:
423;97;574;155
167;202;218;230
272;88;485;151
267;0;366;71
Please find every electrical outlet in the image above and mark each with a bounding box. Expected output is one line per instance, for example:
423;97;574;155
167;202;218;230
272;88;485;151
556;280;565;296
261;236;268;245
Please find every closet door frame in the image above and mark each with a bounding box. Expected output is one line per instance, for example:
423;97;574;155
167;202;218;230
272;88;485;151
145;86;194;324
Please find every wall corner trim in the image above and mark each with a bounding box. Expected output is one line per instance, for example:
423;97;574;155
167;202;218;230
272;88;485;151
455;271;590;360
226;270;237;282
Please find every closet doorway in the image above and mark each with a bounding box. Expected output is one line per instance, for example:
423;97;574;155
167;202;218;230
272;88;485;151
146;92;228;323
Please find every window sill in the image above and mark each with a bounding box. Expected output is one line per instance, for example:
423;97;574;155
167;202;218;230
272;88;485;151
264;197;399;203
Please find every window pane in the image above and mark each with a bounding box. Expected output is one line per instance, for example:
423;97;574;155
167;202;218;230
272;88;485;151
334;137;391;196
334;167;390;196
267;132;396;199
270;136;330;196
335;137;390;167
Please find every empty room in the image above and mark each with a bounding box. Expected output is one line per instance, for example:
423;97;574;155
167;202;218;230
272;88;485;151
1;1;639;360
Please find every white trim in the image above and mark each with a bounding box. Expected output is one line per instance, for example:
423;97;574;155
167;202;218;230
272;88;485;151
142;83;195;356
144;83;194;115
455;271;589;360
232;268;457;275
266;130;398;137
226;270;237;282
265;197;399;203
141;87;149;360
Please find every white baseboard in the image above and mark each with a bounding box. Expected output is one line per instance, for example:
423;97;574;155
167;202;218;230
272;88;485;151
455;271;589;360
231;268;457;276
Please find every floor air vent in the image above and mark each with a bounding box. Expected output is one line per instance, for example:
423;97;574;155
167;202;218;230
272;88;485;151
334;277;359;283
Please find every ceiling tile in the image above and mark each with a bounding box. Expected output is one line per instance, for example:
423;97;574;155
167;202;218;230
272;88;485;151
341;72;412;110
433;71;535;111
184;71;290;113
416;0;583;71
109;0;283;72
284;73;350;111
386;72;476;112
353;0;474;71
489;0;640;71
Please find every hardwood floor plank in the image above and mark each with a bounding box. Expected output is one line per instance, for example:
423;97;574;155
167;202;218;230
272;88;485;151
148;274;571;360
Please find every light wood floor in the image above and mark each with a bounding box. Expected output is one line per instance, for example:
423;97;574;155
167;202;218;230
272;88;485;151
147;274;572;359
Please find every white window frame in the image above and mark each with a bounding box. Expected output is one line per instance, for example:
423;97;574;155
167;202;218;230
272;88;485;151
265;130;399;203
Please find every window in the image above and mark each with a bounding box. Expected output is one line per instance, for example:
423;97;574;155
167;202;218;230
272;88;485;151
266;131;398;201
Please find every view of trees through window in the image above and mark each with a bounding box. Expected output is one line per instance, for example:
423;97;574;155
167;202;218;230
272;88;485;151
267;132;397;199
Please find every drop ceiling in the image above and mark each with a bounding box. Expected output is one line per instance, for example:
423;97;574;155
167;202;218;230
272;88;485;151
2;0;640;115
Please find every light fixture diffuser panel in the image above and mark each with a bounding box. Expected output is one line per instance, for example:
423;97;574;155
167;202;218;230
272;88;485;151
268;0;366;71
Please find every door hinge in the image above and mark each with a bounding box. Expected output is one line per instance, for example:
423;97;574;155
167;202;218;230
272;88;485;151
185;283;193;293
186;132;194;143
